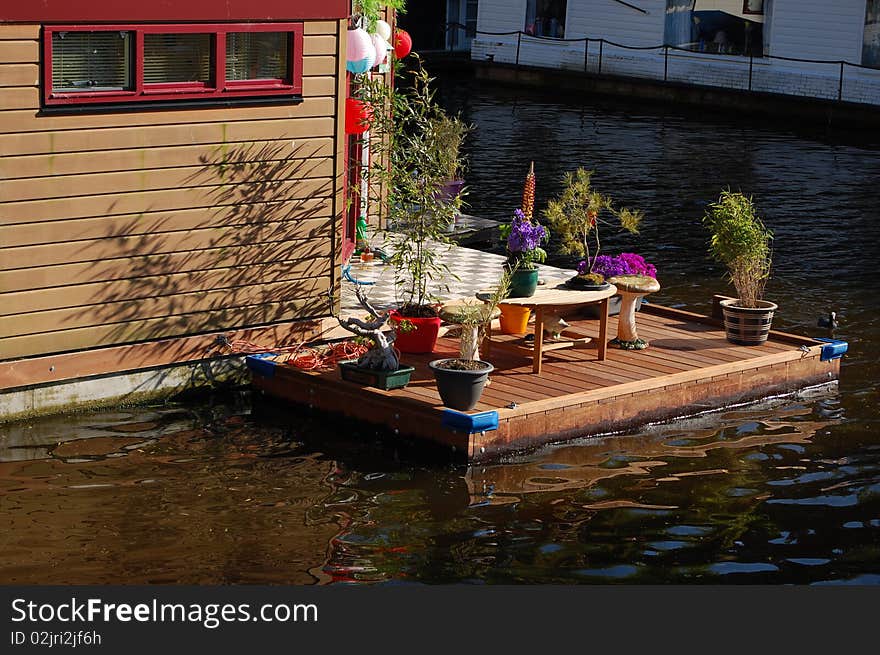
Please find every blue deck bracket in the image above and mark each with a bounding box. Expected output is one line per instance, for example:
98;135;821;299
815;338;849;362
441;410;499;434
246;353;279;379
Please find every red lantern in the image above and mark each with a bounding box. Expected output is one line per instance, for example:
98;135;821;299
394;29;412;59
345;97;373;135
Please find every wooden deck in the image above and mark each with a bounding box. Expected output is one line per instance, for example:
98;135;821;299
248;304;842;462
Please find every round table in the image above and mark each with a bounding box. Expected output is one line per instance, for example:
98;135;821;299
484;284;618;374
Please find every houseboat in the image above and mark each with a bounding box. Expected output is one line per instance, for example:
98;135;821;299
0;0;359;419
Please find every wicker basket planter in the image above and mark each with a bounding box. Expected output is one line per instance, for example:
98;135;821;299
720;299;777;346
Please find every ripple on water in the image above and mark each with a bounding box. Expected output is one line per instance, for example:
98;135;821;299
709;562;780;575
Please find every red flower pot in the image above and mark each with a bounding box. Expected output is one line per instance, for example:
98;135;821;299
390;310;442;354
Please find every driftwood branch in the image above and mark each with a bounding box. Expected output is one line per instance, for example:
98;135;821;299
336;285;400;371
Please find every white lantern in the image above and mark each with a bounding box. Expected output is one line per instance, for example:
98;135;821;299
375;20;392;42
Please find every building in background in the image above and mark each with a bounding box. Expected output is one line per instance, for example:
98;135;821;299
471;0;880;105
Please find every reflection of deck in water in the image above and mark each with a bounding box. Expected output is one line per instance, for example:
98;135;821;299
249;303;841;462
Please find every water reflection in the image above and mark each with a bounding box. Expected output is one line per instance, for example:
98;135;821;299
0;383;877;585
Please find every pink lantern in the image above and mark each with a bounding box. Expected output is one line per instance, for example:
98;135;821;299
371;33;389;67
347;28;376;74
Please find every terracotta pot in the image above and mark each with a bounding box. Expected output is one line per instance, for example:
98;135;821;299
390;310;442;354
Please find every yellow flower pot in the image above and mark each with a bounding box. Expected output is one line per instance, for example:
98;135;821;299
499;304;531;334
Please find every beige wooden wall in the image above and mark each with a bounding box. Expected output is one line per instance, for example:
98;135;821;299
0;21;346;363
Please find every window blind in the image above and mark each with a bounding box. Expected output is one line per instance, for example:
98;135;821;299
51;31;132;92
226;32;288;81
144;33;213;85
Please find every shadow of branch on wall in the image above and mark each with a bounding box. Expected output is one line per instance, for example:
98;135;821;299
65;140;336;356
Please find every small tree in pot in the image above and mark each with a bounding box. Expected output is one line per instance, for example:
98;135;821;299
337;286;415;390
703;190;776;346
430;269;512;412
543;167;643;289
361;59;465;353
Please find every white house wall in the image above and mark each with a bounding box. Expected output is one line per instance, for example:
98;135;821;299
769;0;865;62
566;0;665;46
471;0;880;106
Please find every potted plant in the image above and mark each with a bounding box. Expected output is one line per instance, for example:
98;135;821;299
582;252;657;317
543;167;643;289
336;286;415;390
432;113;471;208
703;190;776;346
361;59;463;353
430;269;511;411
499;163;548;298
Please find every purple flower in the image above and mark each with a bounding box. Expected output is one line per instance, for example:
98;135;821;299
507;209;547;254
589;253;657;278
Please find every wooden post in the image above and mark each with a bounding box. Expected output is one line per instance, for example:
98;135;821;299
598;297;609;361
598;39;604;75
515;31;522;66
748;54;753;91
584;38;590;73
838;61;844;101
533;307;544;374
664;45;669;82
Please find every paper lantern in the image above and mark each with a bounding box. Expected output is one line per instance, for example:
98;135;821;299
371;34;389;67
347;28;376;73
375;20;392;42
345;97;373;135
394;29;412;59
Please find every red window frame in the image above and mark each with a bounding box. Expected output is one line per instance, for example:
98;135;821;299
43;23;304;106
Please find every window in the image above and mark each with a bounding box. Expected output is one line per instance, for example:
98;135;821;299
43;23;303;107
665;1;765;57
524;0;567;39
865;0;880;69
226;32;289;83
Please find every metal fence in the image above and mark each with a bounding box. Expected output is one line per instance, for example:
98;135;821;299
443;22;880;106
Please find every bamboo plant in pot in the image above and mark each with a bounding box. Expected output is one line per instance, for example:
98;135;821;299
433;113;471;224
703;190;776;346
361;59;464;353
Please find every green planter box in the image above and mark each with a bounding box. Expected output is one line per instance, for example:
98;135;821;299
338;360;415;390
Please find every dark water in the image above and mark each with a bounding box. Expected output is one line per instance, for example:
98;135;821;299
1;79;879;585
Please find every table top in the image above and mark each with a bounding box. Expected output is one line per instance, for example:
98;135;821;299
495;284;618;308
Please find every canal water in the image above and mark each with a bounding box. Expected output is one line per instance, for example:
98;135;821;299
1;78;878;585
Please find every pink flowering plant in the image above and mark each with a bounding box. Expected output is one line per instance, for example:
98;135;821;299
500;208;548;270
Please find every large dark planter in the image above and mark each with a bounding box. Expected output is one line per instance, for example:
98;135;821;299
436;179;465;202
339;360;415;390
429;359;494;411
390;310;442;354
720;299;778;346
508;268;539;298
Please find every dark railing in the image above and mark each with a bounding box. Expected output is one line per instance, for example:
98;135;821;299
441;22;880;106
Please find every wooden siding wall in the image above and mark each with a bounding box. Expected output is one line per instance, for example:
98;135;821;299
0;21;346;363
